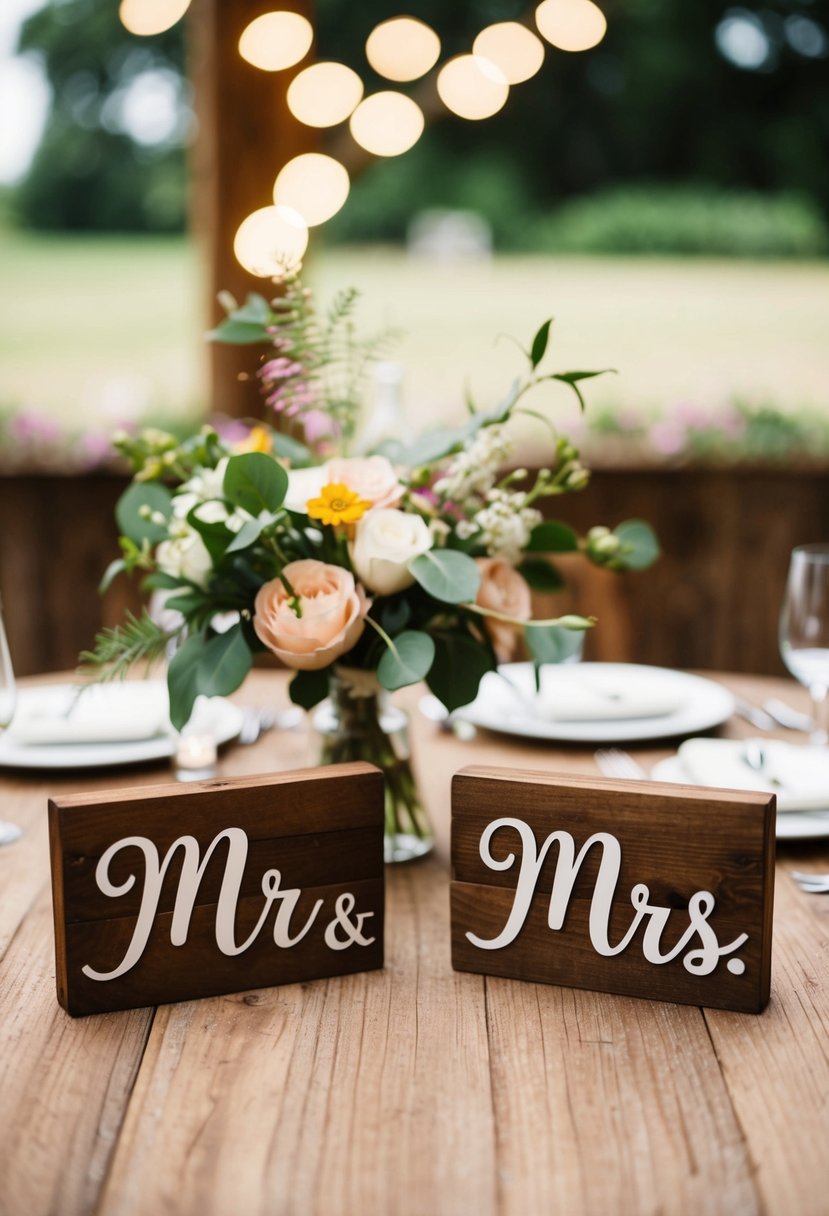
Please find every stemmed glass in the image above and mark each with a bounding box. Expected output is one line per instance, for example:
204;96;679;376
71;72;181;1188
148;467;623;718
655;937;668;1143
779;544;829;746
0;598;23;844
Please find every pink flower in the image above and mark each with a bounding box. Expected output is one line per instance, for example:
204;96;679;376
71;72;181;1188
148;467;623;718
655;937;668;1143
475;558;532;662
253;560;370;671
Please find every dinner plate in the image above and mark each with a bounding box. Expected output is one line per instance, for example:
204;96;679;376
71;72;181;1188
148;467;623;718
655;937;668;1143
651;755;829;841
0;682;244;770
457;662;736;744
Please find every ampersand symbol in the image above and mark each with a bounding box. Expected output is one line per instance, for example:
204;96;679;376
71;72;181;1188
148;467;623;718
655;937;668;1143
324;892;376;951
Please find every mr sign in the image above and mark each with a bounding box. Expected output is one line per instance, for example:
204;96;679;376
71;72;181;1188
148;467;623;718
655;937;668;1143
451;767;775;1012
49;763;384;1016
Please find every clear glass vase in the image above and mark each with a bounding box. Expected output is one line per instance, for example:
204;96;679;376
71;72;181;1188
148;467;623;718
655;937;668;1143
313;668;434;863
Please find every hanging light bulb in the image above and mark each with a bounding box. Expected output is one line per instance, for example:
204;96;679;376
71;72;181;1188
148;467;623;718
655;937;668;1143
233;205;308;278
273;154;350;226
238;11;313;72
535;0;607;52
287;61;364;128
119;0;191;36
472;22;545;85
436;55;509;121
349;92;425;157
365;16;441;82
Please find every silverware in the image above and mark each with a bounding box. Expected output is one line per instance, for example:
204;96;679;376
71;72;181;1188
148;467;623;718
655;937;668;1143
791;870;829;893
238;707;277;745
594;749;649;780
734;699;777;731
763;698;814;734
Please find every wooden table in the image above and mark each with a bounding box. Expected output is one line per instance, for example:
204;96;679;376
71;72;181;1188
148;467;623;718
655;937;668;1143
1;671;828;1216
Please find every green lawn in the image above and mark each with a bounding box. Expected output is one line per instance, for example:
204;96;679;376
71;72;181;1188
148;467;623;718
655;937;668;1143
2;228;827;437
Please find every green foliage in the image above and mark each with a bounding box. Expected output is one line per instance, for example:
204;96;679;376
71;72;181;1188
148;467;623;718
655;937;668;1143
533;187;829;258
377;631;436;691
409;550;481;605
525;624;585;672
527;521;579;553
518;558;565;592
79;609;174;681
426;633;495;713
289;668;332;710
167;624;252;730
613;520;661;571
223;452;288;515
115;482;173;544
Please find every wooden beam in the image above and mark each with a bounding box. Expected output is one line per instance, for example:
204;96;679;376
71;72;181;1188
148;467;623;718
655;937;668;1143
188;0;316;419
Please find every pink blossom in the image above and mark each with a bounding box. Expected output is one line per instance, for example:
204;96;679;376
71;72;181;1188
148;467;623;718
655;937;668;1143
301;410;332;443
260;357;304;382
648;420;687;456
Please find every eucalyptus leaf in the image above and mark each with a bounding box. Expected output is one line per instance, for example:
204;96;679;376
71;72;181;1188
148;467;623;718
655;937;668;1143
410;549;481;604
525;623;585;672
614;519;661;570
167;634;206;731
225;517;264;554
272;431;314;467
223;452;288;515
98;558;127;594
206;318;272;345
377;631;435;691
166;624;253;730
115;482;173;545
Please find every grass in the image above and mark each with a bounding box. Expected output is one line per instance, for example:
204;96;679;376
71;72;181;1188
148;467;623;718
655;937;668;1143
2;228;828;438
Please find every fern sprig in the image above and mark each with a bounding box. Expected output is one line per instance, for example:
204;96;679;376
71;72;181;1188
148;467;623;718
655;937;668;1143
79;610;178;682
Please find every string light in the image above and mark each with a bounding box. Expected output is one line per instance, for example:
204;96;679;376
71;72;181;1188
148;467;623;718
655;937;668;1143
238;12;313;72
233;205;308;278
287;62;364;128
273;154;350;225
365;16;441;82
436;55;509;121
535;0;607;53
119;0;191;37
472;22;545;85
349;91;425;156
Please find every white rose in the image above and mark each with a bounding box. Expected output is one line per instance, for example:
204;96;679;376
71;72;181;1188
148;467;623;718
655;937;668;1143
156;526;213;589
351;509;433;596
284;464;330;513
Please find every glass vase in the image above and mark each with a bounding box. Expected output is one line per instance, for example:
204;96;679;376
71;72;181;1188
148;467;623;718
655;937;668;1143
313;668;434;863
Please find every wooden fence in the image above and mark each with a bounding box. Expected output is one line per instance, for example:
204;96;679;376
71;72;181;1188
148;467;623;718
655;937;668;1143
1;466;826;679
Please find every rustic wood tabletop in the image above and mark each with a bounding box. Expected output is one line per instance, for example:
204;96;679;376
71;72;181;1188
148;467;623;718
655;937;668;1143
1;669;827;1216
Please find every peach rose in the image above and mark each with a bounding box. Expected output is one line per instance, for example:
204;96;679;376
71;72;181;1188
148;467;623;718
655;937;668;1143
325;455;403;510
253;559;370;671
475;557;532;662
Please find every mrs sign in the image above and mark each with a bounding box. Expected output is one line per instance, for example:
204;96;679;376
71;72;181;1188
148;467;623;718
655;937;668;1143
450;767;775;1013
49;763;384;1016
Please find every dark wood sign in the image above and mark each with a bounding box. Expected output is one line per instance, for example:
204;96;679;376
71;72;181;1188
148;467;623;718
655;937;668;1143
451;766;775;1013
49;762;385;1017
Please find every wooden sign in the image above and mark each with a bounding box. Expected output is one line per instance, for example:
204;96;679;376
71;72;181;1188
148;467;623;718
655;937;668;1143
451;766;775;1013
49;762;384;1017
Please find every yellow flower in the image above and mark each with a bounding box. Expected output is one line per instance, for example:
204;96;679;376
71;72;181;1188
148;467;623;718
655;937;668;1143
234;425;273;454
306;482;371;527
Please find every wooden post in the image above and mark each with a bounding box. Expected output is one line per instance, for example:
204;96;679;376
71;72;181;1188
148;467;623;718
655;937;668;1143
188;0;316;420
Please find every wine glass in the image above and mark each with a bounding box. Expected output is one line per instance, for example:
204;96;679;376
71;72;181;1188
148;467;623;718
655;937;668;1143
779;544;829;746
0;598;23;844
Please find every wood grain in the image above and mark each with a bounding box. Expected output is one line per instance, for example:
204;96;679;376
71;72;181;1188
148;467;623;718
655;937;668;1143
2;670;828;1216
49;763;385;1016
451;766;775;1013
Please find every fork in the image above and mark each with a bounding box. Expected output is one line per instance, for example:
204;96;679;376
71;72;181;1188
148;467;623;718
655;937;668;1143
594;749;649;780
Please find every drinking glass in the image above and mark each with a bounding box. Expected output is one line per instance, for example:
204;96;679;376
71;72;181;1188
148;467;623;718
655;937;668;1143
0;599;23;844
779;544;829;746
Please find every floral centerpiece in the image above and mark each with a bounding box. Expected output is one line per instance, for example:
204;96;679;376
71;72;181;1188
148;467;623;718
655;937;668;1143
84;274;658;860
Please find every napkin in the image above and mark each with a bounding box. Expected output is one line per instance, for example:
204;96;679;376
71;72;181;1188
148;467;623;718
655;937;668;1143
10;683;169;746
677;738;829;812
534;671;687;722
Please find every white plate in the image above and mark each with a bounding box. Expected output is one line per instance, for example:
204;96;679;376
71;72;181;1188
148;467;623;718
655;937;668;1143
458;663;736;744
0;682;244;771
651;756;829;841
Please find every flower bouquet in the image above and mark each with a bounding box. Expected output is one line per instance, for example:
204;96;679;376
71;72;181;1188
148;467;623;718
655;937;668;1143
85;276;658;860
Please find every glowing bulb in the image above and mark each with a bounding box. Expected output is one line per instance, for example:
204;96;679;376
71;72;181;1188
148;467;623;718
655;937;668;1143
273;154;350;226
238;11;313;72
287;62;364;128
119;0;191;36
349;92;424;157
436;55;509;121
535;0;607;52
233;205;308;278
473;22;545;85
365;16;441;82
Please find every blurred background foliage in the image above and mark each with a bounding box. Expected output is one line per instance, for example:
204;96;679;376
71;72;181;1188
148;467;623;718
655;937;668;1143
9;0;829;254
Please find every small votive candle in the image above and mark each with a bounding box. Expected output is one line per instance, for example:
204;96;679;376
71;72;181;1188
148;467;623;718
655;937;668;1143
173;730;218;782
